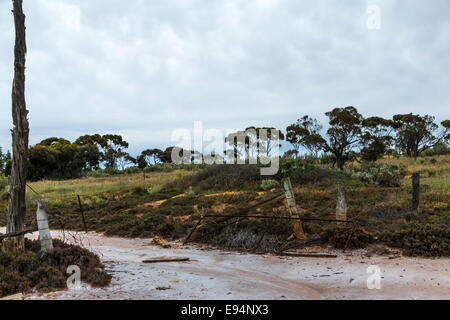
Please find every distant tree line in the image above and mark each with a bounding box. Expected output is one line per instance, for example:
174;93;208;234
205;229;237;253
286;107;450;169
25;134;132;180
0;107;448;182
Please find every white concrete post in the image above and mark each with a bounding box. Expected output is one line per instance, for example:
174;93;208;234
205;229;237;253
36;201;53;252
336;185;348;222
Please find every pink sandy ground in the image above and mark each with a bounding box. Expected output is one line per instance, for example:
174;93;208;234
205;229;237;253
1;228;448;300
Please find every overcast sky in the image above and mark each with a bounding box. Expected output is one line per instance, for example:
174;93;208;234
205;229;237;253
1;0;449;155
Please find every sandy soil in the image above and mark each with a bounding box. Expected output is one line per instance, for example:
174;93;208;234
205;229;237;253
1;228;448;300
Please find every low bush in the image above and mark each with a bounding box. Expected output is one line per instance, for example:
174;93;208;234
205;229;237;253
147;185;162;195
86;167;123;178
212;228;283;251
165;164;262;192
320;225;376;249
422;142;450;156
349;163;406;187
144;163;205;173
260;179;279;191
132;186;148;196
124;166;140;174
381;222;450;257
278;157;337;184
0;174;8;192
0;239;111;298
185;187;196;198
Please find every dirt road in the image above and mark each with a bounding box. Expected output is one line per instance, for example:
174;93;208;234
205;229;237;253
1;228;448;300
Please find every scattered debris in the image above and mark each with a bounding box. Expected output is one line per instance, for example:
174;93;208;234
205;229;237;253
156;287;172;291
152;236;171;248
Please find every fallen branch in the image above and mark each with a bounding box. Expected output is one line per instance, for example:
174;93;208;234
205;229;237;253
142;257;190;264
280;252;337;258
0;228;38;241
277;237;322;253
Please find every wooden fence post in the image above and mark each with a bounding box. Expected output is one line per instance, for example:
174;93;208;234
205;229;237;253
36;201;53;252
283;178;306;241
412;173;420;212
336;185;348;222
77;195;88;233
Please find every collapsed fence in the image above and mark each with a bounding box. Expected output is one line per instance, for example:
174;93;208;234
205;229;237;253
0;184;91;251
183;177;359;254
1;172;424;255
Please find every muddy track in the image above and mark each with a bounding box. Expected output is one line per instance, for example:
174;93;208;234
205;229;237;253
1;228;447;300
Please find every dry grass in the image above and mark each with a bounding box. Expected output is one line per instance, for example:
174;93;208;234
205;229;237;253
25;170;193;203
380;155;450;206
380;154;450;175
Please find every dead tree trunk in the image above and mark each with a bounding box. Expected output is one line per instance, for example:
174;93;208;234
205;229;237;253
3;0;30;253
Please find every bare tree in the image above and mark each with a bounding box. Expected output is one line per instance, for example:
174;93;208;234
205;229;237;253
3;0;30;253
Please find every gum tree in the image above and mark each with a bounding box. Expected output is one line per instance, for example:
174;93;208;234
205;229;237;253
360;117;395;162
393;114;450;158
323;107;363;169
286;116;325;157
287;107;363;169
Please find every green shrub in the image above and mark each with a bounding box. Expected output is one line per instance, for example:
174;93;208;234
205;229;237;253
381;222;450;257
86;170;109;178
0;174;9;191
319;154;335;165
350;163;406;187
428;170;437;177
278;157;336;184
147;184;162;195
430;158;438;164
166;164;262;192
185;186;196;198
260;179;279;191
320;225;375;249
132;186;147;196
422;142;450;156
144;163;204;173
0;239;111;298
124;166;140;174
86;168;122;178
103;167;122;176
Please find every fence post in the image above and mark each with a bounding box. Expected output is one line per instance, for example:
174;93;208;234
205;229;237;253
283;178;307;241
36;201;53;253
336;185;348;222
77;195;88;233
412;173;420;212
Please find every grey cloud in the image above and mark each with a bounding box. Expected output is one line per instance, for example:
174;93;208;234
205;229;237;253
0;0;449;156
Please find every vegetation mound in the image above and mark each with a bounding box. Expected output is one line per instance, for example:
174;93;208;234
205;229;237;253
0;239;111;298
